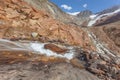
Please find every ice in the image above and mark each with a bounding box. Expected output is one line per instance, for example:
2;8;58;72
67;12;80;15
0;39;74;60
30;43;74;60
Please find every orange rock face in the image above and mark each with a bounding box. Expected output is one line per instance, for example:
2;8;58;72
44;43;67;54
0;0;95;51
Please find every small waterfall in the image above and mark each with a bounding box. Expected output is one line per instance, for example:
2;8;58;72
0;39;32;51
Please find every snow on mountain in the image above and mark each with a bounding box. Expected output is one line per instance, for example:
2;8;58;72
89;14;98;19
67;12;80;15
88;8;120;26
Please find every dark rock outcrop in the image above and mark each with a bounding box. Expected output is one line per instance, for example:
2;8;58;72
97;5;120;15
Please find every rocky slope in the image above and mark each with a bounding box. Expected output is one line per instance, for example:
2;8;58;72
0;0;94;50
85;6;120;54
0;0;120;80
0;0;99;80
23;0;72;23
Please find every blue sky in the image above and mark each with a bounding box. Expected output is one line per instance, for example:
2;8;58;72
50;0;120;14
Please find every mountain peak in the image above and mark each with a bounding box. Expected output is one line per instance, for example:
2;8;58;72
77;10;92;17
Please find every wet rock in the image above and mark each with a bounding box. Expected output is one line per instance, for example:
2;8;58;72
76;49;90;61
44;43;67;54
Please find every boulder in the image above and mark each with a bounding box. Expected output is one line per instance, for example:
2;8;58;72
70;58;85;69
31;32;38;38
44;43;67;54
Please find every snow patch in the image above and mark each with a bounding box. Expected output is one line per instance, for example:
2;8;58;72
67;12;80;16
89;14;97;19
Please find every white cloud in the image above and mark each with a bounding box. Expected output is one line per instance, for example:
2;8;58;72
61;4;72;10
67;12;80;15
83;4;88;8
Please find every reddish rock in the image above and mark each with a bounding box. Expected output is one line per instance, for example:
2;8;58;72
0;0;95;51
44;43;67;54
70;58;85;69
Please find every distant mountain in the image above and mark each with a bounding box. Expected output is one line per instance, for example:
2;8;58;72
23;1;120;27
76;10;92;22
88;5;120;26
23;0;83;26
77;10;92;18
97;5;120;15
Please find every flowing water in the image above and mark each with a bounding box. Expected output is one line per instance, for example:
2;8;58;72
0;39;74;60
